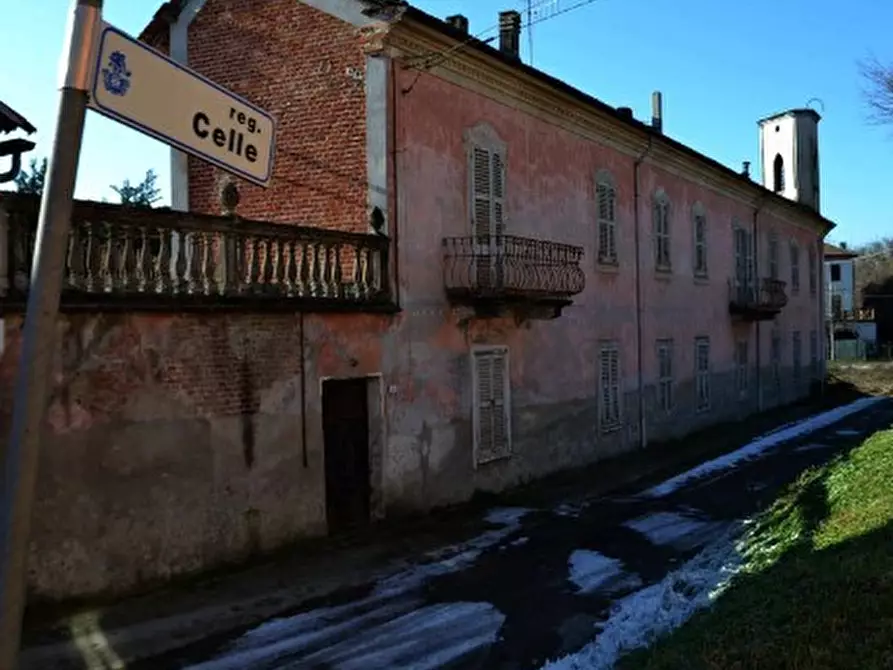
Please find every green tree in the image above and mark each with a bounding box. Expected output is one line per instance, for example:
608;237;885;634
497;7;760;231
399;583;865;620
14;157;47;195
111;169;161;208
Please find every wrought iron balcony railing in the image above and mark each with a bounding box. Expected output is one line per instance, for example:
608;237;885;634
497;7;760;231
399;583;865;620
442;235;585;306
1;194;393;312
728;277;788;320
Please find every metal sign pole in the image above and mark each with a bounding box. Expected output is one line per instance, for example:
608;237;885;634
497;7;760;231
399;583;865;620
0;0;101;666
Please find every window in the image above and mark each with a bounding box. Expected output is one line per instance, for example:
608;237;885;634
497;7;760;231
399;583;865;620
653;193;671;271
599;342;622;431
695;337;711;412
693;207;708;277
773;153;785;193
831;292;843;320
735;339;749;395
790;242;800;293
810;330;819;378
830;263;841;282
733;225;754;297
771;330;782;391
656;339;674;412
471;145;506;238
472;346;511;465
808;246;817;295
792;331;802;382
768;232;779;280
596;175;617;264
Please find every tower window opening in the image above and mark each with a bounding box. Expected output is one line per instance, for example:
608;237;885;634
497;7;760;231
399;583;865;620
773;154;785;193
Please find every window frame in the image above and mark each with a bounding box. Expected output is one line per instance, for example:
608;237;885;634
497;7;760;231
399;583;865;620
692;203;708;278
792;330;802;382
695;336;711;412
735;339;749;395
471;345;512;467
595;170;618;266
656;338;674;413
790;241;800;294
599;341;622;432
653;190;672;272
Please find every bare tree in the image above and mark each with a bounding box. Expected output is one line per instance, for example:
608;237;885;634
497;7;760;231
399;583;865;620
861;55;893;125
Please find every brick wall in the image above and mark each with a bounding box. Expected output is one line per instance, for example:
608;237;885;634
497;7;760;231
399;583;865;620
0;309;388;602
164;0;370;232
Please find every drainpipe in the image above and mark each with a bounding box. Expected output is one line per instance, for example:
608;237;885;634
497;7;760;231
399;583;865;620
390;57;402;306
818;240;826;396
633;137;653;449
753;195;767;411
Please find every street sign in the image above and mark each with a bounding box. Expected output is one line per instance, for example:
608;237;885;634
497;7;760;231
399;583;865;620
88;23;276;187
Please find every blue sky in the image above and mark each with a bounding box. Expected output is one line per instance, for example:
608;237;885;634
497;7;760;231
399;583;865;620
1;0;890;245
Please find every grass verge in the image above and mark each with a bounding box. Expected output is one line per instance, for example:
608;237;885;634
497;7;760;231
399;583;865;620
619;426;893;670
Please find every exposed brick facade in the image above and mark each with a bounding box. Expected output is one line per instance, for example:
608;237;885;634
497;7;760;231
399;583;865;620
160;0;370;231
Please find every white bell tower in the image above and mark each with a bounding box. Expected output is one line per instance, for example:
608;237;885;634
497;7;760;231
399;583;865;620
758;108;821;213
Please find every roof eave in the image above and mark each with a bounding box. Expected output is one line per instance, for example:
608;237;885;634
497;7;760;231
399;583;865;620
401;6;836;236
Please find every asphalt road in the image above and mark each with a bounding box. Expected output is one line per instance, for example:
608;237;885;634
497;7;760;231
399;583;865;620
149;400;893;670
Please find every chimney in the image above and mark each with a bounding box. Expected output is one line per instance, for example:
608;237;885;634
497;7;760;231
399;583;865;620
651;91;663;134
742;161;751;178
617;107;634;120
446;14;469;34
498;10;522;59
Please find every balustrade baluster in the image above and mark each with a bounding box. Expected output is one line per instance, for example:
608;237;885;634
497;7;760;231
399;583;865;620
135;226;148;292
359;246;370;298
281;240;294;296
155;230;170;293
330;244;343;298
299;241;311;297
65;222;83;291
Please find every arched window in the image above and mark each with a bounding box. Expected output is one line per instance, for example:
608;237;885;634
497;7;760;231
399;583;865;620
773;154;785;193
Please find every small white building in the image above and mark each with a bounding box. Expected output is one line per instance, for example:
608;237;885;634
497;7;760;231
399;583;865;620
825;243;878;358
824;243;858;318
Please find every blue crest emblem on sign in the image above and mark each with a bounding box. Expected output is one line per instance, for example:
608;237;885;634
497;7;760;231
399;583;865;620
102;50;132;97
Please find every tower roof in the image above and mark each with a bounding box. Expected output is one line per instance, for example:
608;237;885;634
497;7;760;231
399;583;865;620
758;108;822;125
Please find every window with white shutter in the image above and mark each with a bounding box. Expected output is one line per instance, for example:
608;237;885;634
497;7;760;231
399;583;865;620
656;339;674;412
470;142;507;289
596;174;617;265
810;330;818;378
735;339;749;395
693;207;708;278
653;193;671;271
808;246;817;295
695;337;711;412
599;342;622;431
768;231;779;281
472;346;511;466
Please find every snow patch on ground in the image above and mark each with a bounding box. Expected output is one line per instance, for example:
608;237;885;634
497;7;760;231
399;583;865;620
543;525;746;670
624;512;729;552
187;508;530;669
568;552;626;594
554;503;586;518
376;507;533;596
835;429;861;436
644;397;885;498
795;442;830;453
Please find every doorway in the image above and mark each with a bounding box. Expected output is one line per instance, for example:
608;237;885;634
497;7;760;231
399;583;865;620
322;378;371;534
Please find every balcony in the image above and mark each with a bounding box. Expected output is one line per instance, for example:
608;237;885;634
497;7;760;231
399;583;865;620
442;235;585;319
1;194;394;312
728;277;788;321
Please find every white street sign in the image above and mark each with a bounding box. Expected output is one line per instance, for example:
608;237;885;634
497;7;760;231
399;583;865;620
88;23;276;187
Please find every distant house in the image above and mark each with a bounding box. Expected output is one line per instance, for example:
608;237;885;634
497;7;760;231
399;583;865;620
0;99;36;183
824;242;877;357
